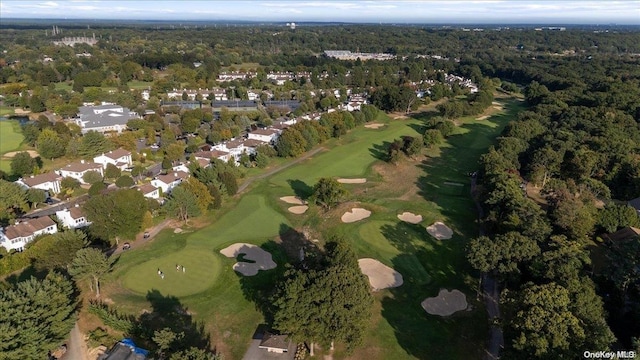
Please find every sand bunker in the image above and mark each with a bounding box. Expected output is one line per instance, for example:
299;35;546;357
279;196;305;205
476;115;489;120
364;123;384;129
358;258;403;291
426;221;453;240
421;289;468;316
341;208;372;223
220;243;277;276
288;205;309;214
337;178;367;184
397;212;423;224
2;150;40;158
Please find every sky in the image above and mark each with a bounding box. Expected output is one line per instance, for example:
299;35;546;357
0;0;639;24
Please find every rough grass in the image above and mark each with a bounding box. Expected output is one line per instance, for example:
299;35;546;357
0;105;15;116
105;98;523;360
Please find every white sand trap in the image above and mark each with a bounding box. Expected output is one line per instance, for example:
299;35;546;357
421;289;468;316
364;123;384;129
341;208;372;223
337;178;367;184
2;150;40;158
358;258;403;291
279;196;305;205
491;101;501;105
397;212;423;224
288;205;309;214
220;243;277;276
476;115;489;120
426;222;453;240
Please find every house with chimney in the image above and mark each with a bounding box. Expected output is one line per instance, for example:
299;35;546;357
15;172;63;194
150;171;189;194
0;216;58;252
247;128;280;144
56;205;91;229
137;183;161;200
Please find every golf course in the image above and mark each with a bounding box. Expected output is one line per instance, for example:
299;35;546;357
107;97;524;359
0;119;25;172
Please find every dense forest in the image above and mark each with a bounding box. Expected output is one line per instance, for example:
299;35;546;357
1;21;639;358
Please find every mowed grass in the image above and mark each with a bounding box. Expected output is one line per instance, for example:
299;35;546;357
0;106;15;116
0;119;25;172
107;98;523;360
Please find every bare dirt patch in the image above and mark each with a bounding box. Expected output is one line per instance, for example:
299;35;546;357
426;221;453;240
337;178;367;184
13;108;31;115
219;243;277;276
372;158;422;201
397;212;423;224
288;205;309;214
476;115;490;120
279;196;306;205
364;123;385;129
358;258;403;291
421;289;468;316
2;150;39;158
341;208;372;223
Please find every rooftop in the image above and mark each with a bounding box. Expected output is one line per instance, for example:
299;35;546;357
20;172;61;187
259;332;291;350
60;161;102;173
3;217;55;240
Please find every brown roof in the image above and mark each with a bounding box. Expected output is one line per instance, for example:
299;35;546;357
259;333;290;350
4;216;56;240
242;139;264;148
603;227;640;242
192;158;210;168
137;183;158;195
21;172;62;187
69;206;84;220
251;128;279;136
155;171;189;184
102;148;131;160
226;139;244;149
61;161;102;173
193;150;230;160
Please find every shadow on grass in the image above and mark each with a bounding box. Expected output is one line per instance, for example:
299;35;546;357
287;179;313;199
369;141;392;161
133;289;212;353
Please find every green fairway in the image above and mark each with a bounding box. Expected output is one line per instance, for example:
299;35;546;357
123;249;221;297
0;120;24;154
0;106;15;116
128;81;153;90
108;98;523;360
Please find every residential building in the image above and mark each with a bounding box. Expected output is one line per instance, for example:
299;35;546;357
193;150;233;163
0;216;58;252
137;183;160;200
56;205;91;229
258;332;292;354
75;104;138;134
629;197;640;216
150;171;189;194
57;160;104;184
15;172;63;194
216;71;257;82
93;148;133;170
247;128;280;144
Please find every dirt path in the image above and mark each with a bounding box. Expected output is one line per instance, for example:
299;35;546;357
60;322;89;360
237;147;326;193
471;175;504;360
110;218;172;256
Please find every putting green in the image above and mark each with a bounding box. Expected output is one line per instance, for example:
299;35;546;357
123;248;222;297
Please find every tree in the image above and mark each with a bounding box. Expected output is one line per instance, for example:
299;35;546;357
272;238;372;355
312;177;348;210
255;151;269;168
78;131;111;158
61;177;81;193
169;348;222;360
0;179;29;223
82;170;103;185
165;186;201;223
26;188;46;209
423;129;443;148
154;328;183;358
219;171;238;195
0;273;77;359
36;128;65;159
115;175;135;188
597;204;640;233
68;248;112;298
88;182;107;196
208;184;223;209
181;178;213;213
467;232;541;277
10;151;37;176
83;188;148;243
104;163;121;180
31;230;88;271
276;128;307;157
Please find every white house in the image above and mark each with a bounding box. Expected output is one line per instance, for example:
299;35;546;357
0;216;58;252
137;183;160;200
75;104;138;134
193;150;233;163
56;205;91;229
15;172;63;194
57;160;104;184
93;148;133;170
150;171;189;194
247;90;261;101
247;128;280;144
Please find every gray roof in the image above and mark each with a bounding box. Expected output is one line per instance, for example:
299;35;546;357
628;197;640;211
79;105;137;129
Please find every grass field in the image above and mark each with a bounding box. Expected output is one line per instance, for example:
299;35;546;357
0;119;25;172
106;98;523;359
0;106;15;116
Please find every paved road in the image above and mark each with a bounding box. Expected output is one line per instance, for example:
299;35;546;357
471;176;504;360
237;147;326;193
60;322;89;360
23;195;88;219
